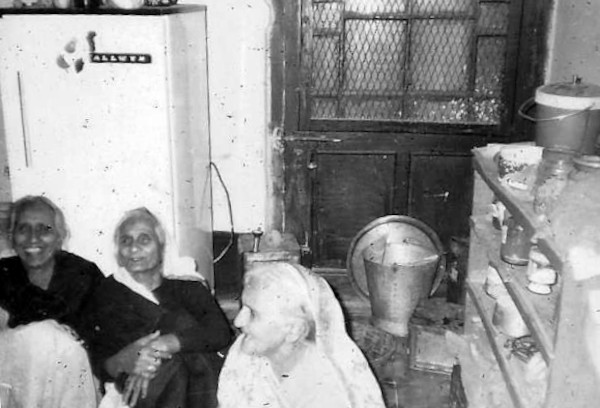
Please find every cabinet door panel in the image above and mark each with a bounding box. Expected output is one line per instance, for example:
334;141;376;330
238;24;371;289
408;153;473;246
313;151;397;267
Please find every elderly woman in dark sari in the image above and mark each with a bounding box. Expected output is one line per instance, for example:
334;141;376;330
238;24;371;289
86;207;232;408
0;195;105;408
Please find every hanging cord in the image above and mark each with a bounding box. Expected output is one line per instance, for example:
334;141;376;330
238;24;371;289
210;161;235;264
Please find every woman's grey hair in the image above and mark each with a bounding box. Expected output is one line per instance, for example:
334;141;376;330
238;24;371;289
10;195;69;245
113;207;167;254
245;262;317;341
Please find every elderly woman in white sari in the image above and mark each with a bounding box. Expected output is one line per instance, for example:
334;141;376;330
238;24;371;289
217;262;385;408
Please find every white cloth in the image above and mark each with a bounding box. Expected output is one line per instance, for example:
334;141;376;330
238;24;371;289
109;208;206;303
112;266;160;305
112;254;203;305
0;320;97;408
279;346;350;408
217;264;385;408
220;339;352;408
97;384;128;408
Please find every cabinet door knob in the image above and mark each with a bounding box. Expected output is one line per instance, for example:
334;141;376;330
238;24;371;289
424;191;449;202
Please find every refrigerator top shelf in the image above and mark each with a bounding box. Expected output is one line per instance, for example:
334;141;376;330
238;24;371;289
0;4;205;16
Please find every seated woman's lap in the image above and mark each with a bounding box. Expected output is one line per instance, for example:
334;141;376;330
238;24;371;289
131;356;188;408
0;320;97;408
183;353;223;408
119;353;220;408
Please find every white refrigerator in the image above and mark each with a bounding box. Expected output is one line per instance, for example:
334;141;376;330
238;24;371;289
0;5;214;285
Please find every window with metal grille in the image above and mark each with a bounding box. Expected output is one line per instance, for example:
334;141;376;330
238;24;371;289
300;0;516;130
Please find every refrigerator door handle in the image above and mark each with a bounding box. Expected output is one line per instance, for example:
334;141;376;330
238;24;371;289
17;71;32;167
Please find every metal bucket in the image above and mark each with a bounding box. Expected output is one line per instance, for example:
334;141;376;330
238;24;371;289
518;77;600;155
363;238;440;337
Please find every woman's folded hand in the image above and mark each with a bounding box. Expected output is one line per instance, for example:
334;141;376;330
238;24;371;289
148;333;181;359
104;331;161;378
133;343;163;379
123;373;150;407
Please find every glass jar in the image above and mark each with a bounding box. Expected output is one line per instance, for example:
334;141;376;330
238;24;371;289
500;217;531;266
569;154;600;183
532;148;575;215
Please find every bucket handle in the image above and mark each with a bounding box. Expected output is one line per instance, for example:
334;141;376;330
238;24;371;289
397;236;446;296
429;252;446;297
518;96;593;122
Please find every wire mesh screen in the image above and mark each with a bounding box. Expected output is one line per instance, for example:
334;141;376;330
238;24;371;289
304;0;511;125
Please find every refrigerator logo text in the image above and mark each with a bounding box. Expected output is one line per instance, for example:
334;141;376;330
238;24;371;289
90;53;152;64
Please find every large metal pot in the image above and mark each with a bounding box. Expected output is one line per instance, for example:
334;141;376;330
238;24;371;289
346;215;445;302
363;238;440;337
519;76;600;155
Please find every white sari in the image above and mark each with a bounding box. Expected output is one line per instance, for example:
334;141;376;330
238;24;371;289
217;264;385;408
0;320;97;408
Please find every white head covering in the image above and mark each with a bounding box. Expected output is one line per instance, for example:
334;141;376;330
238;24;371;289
217;262;385;408
110;207;205;304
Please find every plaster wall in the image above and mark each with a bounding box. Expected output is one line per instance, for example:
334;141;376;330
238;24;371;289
0;110;9;202
182;0;276;233
547;0;600;84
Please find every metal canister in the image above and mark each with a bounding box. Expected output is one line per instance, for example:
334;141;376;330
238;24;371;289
569;155;600;183
518;76;600;155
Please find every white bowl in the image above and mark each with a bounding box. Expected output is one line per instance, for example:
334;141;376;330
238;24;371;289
107;0;144;9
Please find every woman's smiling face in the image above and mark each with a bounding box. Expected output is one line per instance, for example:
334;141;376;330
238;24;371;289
117;216;163;276
12;202;62;271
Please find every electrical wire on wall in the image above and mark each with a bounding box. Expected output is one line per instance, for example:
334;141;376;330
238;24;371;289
210;161;235;264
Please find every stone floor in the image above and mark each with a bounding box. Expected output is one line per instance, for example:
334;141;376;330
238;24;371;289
380;367;451;408
325;271;455;408
371;337;452;408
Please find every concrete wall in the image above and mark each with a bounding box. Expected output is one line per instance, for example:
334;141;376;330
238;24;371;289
547;0;600;84
0;105;10;202
182;0;277;233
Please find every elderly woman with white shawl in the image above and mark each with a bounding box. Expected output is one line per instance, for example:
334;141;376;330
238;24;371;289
85;207;232;408
217;261;385;408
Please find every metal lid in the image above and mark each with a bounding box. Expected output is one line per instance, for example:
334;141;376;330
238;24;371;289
345;215;445;301
536;76;600;110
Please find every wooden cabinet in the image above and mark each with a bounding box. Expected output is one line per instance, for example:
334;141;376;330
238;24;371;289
283;134;484;268
464;146;600;407
408;152;473;245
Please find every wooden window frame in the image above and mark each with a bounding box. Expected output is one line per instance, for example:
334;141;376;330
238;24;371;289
278;0;554;139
